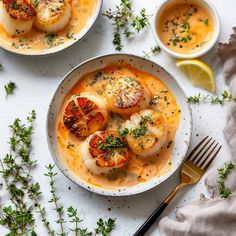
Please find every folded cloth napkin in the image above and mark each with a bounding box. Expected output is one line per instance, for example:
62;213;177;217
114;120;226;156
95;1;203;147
159;27;236;236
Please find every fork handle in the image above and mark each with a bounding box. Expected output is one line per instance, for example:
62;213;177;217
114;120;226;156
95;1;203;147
133;201;168;236
133;184;184;236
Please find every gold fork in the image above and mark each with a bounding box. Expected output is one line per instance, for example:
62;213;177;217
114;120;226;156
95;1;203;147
133;136;222;236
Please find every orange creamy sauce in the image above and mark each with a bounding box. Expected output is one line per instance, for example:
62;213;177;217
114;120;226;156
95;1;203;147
157;1;214;54
57;65;180;189
0;0;97;51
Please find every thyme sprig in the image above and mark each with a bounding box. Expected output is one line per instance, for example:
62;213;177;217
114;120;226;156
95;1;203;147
67;207;82;236
103;0;150;51
188;90;236;104
45;164;66;236
0;112;116;236
218;161;235;199
0;111;38;235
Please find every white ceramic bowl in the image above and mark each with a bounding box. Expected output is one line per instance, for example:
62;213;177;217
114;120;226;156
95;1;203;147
0;0;102;56
47;54;192;196
152;0;220;59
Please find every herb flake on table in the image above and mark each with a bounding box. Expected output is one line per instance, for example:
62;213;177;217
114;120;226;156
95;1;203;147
4;81;16;96
188;90;236;104
103;0;150;51
218;161;235;199
95;218;116;236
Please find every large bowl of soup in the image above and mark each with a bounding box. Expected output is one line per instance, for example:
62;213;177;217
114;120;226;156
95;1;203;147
153;0;220;58
47;54;192;196
0;0;102;56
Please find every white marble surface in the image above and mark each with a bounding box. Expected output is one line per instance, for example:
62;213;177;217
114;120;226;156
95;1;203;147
0;0;235;235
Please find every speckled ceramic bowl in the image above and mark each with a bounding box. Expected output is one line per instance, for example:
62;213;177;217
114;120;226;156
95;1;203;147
47;54;192;196
0;0;102;56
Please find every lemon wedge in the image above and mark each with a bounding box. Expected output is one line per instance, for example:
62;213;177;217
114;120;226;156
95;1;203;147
176;59;216;93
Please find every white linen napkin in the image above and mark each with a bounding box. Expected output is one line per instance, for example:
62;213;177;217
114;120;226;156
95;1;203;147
159;27;236;236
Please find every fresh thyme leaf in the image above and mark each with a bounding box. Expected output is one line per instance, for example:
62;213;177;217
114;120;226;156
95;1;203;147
67;206;83;235
187;90;236;104
131;8;149;32
46;33;57;46
95;218;116;236
4;81;16;95
218;161;235;199
103;0;150;51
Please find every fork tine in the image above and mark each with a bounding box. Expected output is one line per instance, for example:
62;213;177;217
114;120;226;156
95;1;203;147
200;145;222;170
188;136;209;161
189;136;212;162
194;139;216;165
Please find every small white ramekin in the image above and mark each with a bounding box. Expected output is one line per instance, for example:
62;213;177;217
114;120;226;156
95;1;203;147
152;0;221;59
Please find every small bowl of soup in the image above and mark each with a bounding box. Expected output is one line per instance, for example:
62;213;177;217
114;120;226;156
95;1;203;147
153;0;220;58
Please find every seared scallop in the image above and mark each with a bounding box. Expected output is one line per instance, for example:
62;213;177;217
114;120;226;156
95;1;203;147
0;0;36;36
105;77;151;115
80;130;129;175
124;109;167;157
63;92;108;139
34;0;71;33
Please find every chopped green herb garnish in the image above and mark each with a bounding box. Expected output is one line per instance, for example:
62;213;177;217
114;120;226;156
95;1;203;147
67;143;75;149
66;32;74;39
139;116;152;126
118;128;129;138
12;1;19;9
203;19;209;26
172;39;178;46
46;33;57;46
32;0;40;7
131;126;148;138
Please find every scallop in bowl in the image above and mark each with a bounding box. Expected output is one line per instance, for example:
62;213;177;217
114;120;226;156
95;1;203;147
0;0;102;56
47;54;192;196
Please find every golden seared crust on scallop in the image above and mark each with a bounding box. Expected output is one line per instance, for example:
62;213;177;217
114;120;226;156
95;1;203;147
124;109;167;157
2;0;36;20
0;0;36;36
80;130;129;175
63;92;108;139
105;77;151;115
34;0;71;33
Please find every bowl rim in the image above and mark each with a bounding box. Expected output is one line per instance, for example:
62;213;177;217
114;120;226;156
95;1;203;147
46;53;193;196
0;0;103;57
152;0;221;59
